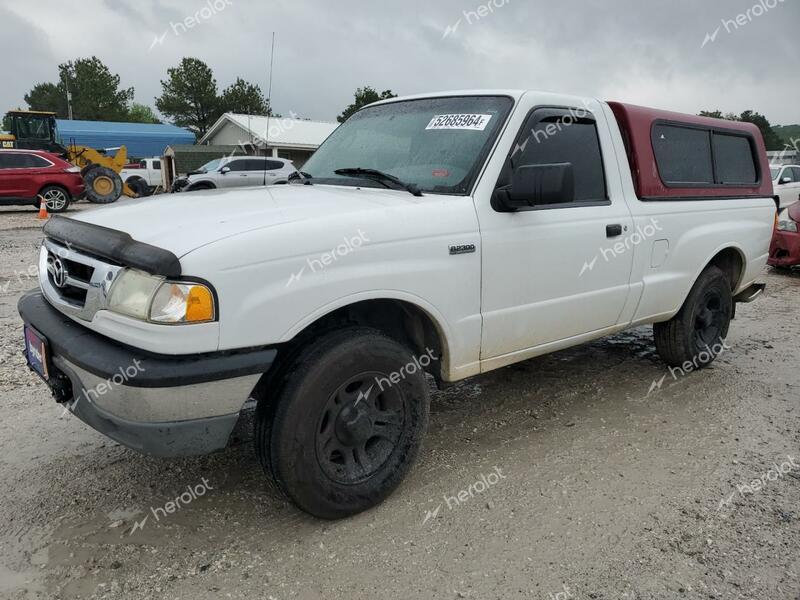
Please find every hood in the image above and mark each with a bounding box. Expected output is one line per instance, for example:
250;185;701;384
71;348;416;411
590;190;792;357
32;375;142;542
70;185;431;257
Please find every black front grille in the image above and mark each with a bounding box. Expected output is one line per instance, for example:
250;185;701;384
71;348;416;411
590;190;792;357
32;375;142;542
46;251;93;306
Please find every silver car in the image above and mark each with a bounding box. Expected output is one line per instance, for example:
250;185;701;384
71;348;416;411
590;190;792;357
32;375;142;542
174;156;297;193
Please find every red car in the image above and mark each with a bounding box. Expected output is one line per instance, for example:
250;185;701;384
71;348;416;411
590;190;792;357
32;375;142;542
0;149;84;213
768;202;800;268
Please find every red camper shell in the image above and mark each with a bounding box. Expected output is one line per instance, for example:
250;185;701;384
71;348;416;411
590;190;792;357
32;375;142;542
608;102;773;201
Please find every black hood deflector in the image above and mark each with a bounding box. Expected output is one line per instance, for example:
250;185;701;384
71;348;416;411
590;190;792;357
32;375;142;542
43;216;182;278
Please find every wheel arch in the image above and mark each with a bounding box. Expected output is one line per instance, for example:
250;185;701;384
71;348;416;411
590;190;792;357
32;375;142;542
37;182;71;200
704;245;746;292
185;180;217;191
252;296;450;406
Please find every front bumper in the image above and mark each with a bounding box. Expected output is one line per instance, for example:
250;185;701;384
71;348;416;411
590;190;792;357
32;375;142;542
768;229;800;267
18;291;276;457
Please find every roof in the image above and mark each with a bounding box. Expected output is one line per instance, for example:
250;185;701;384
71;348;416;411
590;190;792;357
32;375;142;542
199;113;338;149
164;144;243;154
55;119;196;158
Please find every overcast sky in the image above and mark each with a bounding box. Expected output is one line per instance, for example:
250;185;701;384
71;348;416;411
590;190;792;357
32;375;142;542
1;0;798;125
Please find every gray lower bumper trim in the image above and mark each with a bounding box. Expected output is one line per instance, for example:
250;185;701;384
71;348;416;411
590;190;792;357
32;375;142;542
70;395;239;457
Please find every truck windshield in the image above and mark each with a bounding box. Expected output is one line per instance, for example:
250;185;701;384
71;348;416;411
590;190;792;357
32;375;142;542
302;96;514;195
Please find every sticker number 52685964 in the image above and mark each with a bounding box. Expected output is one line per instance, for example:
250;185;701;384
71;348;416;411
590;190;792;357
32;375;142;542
425;114;493;131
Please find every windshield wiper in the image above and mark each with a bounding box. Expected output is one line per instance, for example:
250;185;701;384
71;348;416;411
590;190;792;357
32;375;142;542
287;171;313;185
334;168;422;197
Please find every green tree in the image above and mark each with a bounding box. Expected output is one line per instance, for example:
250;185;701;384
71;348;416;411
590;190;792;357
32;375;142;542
23;57;133;121
155;58;220;136
699;109;784;150
337;86;397;123
127;103;161;124
24;83;68;117
219;78;271;115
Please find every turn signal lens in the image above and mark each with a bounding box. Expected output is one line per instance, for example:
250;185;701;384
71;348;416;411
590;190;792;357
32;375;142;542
149;282;215;324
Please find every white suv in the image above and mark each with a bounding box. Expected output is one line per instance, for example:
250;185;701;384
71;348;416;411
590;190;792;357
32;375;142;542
771;164;800;209
173;156;296;192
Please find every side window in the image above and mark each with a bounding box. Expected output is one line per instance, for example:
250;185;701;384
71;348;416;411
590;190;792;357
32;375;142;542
152;160;161;170
26;155;51;168
712;133;756;184
652;125;714;185
265;160;285;171
510;110;607;203
0;153;27;168
0;154;14;169
227;159;247;172
245;159;268;171
792;167;800;182
781;168;795;183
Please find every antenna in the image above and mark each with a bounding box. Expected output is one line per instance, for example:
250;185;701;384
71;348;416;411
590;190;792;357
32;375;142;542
263;32;276;186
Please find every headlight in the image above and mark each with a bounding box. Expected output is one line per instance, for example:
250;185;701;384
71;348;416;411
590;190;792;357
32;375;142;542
107;269;216;324
150;282;215;323
778;219;798;232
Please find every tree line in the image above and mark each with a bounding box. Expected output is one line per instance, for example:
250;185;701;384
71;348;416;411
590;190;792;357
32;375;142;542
16;56;396;137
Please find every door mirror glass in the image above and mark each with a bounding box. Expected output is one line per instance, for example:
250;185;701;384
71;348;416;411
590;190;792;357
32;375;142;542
220;166;230;174
492;163;575;211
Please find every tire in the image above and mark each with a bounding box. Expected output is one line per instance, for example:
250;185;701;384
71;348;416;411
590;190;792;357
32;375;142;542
654;265;733;368
83;166;123;203
37;186;71;213
255;327;431;519
126;177;150;198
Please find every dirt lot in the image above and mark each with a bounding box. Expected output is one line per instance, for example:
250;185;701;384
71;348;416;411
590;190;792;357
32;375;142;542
0;203;798;600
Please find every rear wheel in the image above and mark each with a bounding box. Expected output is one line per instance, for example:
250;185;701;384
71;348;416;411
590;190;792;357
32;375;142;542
255;327;431;519
654;265;733;368
83;166;123;203
37;186;71;213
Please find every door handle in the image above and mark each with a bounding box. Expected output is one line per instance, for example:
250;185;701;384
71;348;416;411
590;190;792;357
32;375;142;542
606;224;623;237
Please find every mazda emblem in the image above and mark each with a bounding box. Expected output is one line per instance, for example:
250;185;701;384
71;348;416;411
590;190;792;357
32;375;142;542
51;257;68;289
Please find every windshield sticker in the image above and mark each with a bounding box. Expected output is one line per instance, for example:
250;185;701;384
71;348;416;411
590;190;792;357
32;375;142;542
426;114;493;131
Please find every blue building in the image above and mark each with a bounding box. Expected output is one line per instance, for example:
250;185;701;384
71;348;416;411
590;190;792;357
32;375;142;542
55;119;195;159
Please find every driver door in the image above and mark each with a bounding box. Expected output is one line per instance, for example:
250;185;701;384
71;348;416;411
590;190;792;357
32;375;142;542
475;100;635;366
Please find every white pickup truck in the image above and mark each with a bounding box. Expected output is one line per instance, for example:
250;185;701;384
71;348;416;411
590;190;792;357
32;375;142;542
19;90;774;519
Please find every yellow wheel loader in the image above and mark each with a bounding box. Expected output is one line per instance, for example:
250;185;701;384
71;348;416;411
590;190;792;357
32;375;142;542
2;110;138;202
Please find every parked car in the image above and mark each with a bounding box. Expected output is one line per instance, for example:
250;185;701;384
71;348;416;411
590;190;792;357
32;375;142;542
768;202;800;268
19;90;775;519
0;149;83;212
172;156;296;192
120;158;162;197
770;164;800;210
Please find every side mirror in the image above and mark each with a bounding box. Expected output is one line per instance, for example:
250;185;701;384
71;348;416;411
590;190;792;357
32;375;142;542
779;176;792;185
220;166;230;174
492;163;575;211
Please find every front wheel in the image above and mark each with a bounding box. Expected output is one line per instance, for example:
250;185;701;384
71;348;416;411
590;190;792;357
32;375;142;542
83;166;122;203
654;265;733;368
255;327;431;519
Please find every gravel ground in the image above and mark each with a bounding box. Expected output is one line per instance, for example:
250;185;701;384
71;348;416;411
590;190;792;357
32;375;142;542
0;203;798;600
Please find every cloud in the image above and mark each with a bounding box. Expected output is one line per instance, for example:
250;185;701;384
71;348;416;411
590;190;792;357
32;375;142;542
1;0;798;124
